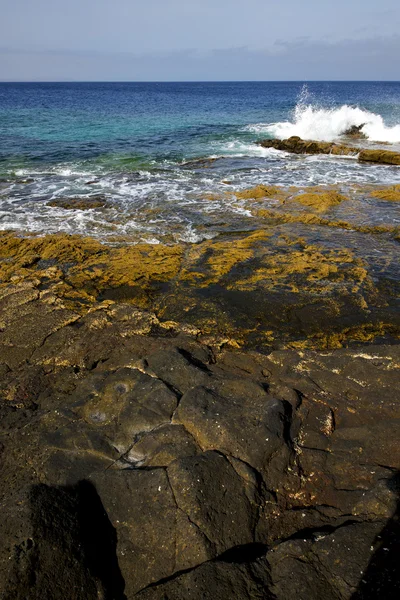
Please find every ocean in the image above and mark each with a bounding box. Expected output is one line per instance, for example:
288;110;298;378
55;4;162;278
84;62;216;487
1;81;400;242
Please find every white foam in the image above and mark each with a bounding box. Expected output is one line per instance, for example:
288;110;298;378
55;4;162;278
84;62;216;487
208;140;283;158
251;102;400;143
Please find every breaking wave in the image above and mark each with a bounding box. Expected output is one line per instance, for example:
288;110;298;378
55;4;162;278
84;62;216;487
252;86;400;143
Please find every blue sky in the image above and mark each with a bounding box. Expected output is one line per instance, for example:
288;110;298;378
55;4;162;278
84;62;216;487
0;0;399;80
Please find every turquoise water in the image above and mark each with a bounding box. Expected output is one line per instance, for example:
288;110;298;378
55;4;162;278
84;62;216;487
1;81;400;241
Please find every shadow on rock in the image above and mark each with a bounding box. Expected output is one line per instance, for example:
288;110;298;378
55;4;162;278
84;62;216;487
5;480;126;600
352;472;400;600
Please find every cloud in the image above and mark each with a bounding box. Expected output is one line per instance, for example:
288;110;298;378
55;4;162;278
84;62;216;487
1;35;400;81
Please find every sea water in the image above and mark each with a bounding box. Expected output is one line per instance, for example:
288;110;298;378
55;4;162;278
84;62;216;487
1;81;400;242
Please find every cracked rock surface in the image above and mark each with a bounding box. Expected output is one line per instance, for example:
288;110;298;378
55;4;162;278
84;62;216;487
0;281;399;598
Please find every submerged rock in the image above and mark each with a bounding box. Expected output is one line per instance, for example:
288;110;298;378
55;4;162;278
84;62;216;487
47;196;108;210
371;184;400;201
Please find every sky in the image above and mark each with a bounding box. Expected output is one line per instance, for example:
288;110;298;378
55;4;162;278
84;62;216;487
0;0;399;81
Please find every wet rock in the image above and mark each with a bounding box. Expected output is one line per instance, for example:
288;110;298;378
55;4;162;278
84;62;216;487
47;196;108;210
294;190;347;212
371;184;400;201
259;136;400;166
343;124;367;139
259;136;359;156
359;148;400;166
181;157;218;169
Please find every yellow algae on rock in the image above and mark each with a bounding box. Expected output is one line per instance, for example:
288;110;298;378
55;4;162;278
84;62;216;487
252;208;397;236
293;191;348;212
235;185;284;200
0;232;183;310
180;230;271;286
230;244;367;293
371;185;400;202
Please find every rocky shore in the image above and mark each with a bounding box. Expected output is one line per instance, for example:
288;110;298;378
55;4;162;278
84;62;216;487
0;181;400;598
259;136;400;165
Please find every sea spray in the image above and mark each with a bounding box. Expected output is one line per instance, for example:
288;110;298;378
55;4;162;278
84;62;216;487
250;84;400;143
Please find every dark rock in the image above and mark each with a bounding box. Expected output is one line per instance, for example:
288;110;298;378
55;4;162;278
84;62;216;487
1;482;125;600
174;384;291;478
267;521;386;600
135;555;273;599
343;124;367;138
0;259;400;600
126;423;201;467
146;347;212;394
73;367;179;453
0;301;79;368
167;451;258;554
91;469;212;595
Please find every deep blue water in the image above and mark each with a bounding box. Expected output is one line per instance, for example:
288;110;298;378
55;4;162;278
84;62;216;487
1;81;400;240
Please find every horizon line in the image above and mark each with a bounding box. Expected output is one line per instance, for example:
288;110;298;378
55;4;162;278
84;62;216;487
0;79;400;84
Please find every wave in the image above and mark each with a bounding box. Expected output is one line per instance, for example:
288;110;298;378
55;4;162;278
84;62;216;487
249;90;400;143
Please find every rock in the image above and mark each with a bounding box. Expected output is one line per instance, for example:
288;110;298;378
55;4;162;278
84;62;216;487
294;190;347;212
174;384;291;478
1;482;124;600
343;124;367;139
91;469;212;595
259;136;400;166
47;196;108;210
146;347;212;394
167;451;258;554
359;148;400;166
267;521;388;600
0;301;80;368
73;366;179;453
371;184;400;201
1;230;400;598
135;555;272;599
259;136;359;156
126;423;201;467
15;178;35;184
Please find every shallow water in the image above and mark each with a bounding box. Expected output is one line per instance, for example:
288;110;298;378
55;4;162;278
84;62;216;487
1;81;400;241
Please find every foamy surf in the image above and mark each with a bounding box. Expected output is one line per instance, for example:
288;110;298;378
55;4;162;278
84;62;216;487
248;101;400;144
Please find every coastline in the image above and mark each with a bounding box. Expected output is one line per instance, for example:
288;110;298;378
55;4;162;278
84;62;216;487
1;173;400;597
